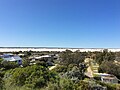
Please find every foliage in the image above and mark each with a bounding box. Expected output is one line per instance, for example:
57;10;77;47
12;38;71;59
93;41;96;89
75;80;90;90
59;50;86;66
26;51;32;56
45;78;75;90
97;81;120;90
1;61;19;70
0;50;120;90
4;65;59;89
35;60;48;67
0;58;4;68
59;78;75;90
22;59;30;67
0;73;4;90
64;64;86;83
53;65;67;73
98;61;120;79
94;50;115;65
0;58;3;63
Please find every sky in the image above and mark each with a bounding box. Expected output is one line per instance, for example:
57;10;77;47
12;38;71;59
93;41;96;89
0;0;120;48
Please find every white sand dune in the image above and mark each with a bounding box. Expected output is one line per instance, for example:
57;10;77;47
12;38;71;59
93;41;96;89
0;48;120;52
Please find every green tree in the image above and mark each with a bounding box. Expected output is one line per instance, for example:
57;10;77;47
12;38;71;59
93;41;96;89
45;78;75;90
59;50;86;66
53;65;67;73
2;61;19;70
59;78;75;90
0;73;4;90
94;49;115;65
4;65;59;89
99;61;120;79
0;58;3;68
22;59;30;67
75;80;90;90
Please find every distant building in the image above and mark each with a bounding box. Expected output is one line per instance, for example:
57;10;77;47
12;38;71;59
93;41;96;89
92;85;107;90
29;54;55;66
18;53;25;57
95;73;119;84
34;55;52;59
1;54;22;65
101;75;118;84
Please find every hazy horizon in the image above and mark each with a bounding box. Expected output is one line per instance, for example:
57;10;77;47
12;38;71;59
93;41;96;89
0;46;120;49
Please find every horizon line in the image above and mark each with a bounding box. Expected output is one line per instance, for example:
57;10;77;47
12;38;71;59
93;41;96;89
0;47;120;49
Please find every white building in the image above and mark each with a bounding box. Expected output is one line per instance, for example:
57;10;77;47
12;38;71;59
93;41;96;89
1;54;22;65
95;73;119;84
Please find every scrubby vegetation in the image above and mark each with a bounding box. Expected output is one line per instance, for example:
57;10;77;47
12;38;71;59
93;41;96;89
0;50;120;90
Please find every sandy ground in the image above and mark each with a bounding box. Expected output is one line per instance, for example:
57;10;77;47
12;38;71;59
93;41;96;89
86;66;94;78
85;58;94;78
49;64;58;70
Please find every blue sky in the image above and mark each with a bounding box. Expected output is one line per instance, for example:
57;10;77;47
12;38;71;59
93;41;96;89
0;0;120;48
